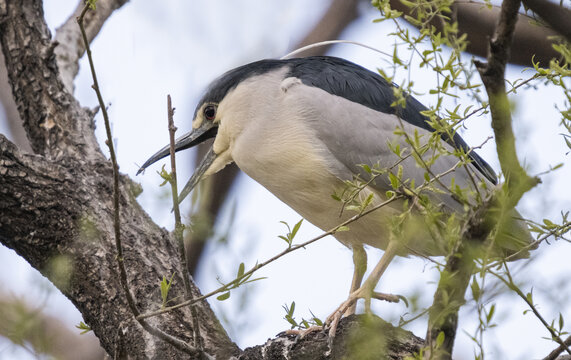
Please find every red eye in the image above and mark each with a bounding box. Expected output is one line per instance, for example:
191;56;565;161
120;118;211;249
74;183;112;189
204;105;216;120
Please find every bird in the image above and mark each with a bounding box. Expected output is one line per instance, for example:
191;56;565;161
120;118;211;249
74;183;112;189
137;55;533;336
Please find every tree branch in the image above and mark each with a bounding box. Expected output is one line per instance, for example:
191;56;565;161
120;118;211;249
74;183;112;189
0;134;238;358
292;0;361;57
389;0;562;67
0;0;100;159
474;0;540;203
426;0;542;356
521;0;571;42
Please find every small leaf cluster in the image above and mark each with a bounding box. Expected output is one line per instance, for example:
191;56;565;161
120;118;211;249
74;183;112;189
216;262;266;301
278;219;303;248
282;301;323;330
160;273;177;309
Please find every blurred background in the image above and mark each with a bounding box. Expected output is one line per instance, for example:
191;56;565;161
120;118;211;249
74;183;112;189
0;0;569;359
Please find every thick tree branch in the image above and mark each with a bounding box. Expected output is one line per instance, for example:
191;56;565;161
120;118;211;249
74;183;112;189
293;0;361;57
521;0;571;42
0;134;238;358
242;315;425;359
0;0;100;159
0;0;237;357
474;0;540;202
389;0;562;66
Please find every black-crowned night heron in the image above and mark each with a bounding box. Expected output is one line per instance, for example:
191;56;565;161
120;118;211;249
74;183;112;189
138;56;532;335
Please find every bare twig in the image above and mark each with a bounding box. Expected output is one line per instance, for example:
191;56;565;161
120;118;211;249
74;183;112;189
475;0;540;206
166;95;203;350
490;264;571;356
77;4;197;355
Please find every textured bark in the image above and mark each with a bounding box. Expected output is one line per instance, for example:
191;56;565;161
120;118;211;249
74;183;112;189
0;48;31;152
0;134;240;358
240;315;425;360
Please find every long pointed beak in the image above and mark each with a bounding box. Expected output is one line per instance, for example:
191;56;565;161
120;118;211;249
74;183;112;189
137;121;219;205
136;123;218;175
177;146;217;205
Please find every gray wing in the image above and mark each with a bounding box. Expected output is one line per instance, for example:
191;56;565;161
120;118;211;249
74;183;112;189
284;80;489;212
287;56;497;185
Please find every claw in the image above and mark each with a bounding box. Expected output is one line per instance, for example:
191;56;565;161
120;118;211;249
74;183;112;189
325;288;401;340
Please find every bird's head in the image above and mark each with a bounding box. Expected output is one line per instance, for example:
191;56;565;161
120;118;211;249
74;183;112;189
137;59;288;204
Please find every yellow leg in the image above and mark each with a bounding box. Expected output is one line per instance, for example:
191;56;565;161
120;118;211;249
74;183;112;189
327;240;400;338
344;244;367;316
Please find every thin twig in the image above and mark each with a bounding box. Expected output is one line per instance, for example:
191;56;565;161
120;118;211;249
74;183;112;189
489;264;571;356
77;4;197;355
166;95;203;350
475;0;540;205
544;335;571;360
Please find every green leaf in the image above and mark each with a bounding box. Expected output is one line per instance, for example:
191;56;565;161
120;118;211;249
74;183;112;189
362;193;374;210
487;304;496;324
397;295;409;308
217;292;230;301
526;291;533;304
289;301;296;316
424;172;430;182
76;321;92;335
436;331;445;347
160;273;175;308
389;172;399;189
291;219;303;239
237;262;245;278
552;163;564;171
336;226;350;232
470;278;481;300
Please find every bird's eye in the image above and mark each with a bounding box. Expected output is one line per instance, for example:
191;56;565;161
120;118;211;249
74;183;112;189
204;105;216;121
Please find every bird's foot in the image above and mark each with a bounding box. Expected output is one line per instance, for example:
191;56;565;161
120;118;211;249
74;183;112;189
285;290;400;356
325;289;400;339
